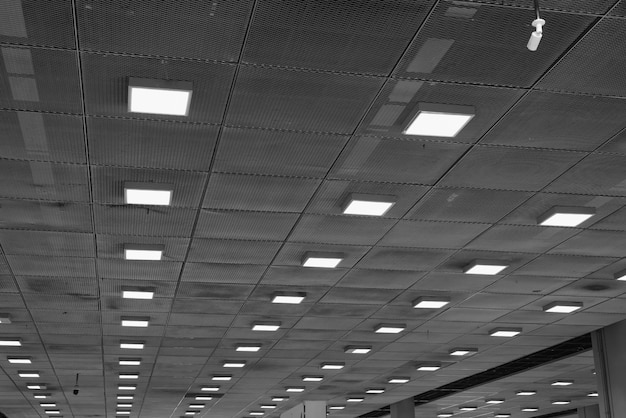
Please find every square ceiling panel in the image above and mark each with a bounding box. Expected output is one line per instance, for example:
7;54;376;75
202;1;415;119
187;238;281;265
242;0;434;74
226;66;384;133
546;153;626;196
393;4;594;87
287;214;396;245
196;210;299;241
94;206;197;237
379;220;491;249
0;0;75;48
76;0;253;61
0;199;92;232
513;254;617;277
549;230;626;257
356;247;454;271
466;224;578;253
0;230;95;257
467;0;617;14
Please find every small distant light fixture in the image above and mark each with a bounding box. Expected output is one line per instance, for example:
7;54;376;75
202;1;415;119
124;244;164;261
486;399;505;404
521;407;539;412
44;411;61;415
223;360;246;368
285;387;305;392
342;193;396;216
116;412;131;416
588;392;598;397
189;404;205;409
404;103;475;137
0;314;12;324
537;206;595;227
272;396;288;401
375;323;406;334
118;385;136;390
40;403;57;407
117;395;134;400
119;358;142;366
0;339;21;346
366;388;385;394
614;267;626;281
195;396;213;401
552;380;573;386
437;414;453;418
344;346;371;354
552;400;571;405
416;362;442;371
516;391;536;396
495;415;511;418
8;357;32;364
34;394;50;399
464;260;508;275
321;362;345;370
490;328;522;338
260;405;277;409
120;341;144;350
18;371;40;378
27;384;44;390
124;182;173;206
459;406;477;411
413;297;450;309
122;288;155;299
302;376;324;382
116;404;132;408
388;377;410;384
543;301;583;314
201;386;220;392
185;413;197;416
271;292;306;304
236;344;262;352
128;77;192;116
302;252;344;268
211;375;232;381
329;405;345;410
346;397;364;402
119;373;139;380
449;348;477;356
121;316;150;327
252;322;281;332
249;412;264;416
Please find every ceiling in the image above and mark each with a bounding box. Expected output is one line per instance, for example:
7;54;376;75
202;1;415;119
0;0;626;417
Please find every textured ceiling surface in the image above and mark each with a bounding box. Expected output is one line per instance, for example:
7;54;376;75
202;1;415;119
0;1;626;418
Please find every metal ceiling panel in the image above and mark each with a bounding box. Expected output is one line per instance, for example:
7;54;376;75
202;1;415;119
187;238;282;264
379;220;491;248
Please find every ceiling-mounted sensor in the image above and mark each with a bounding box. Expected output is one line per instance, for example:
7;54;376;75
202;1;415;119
527;0;545;51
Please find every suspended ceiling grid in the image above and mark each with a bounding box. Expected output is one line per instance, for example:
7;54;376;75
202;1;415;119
1;0;626;417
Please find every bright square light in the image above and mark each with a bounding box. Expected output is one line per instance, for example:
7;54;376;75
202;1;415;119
117;404;132;408
416;363;441;371
285;387;305;392
27;385;43;390
201;386;220;392
346;398;364;402
122;289;155;300
195;396;213;401
124;245;163;261
449;348;477;356
543;302;583;313
120;342;144;350
124;183;173;206
236;344;261;352
252;322;281;332
223;361;246;368
344;346;371;354
117;395;134;400
460;406;477;411
329;406;345;410
211;375;232;381
272;397;288;401
321;363;344;370
538;206;595;227
118;385;136;390
8;357;32;364
260;405;276;409
128;78;192;116
552;400;570;405
552;380;573;386
375;324;405;334
388;377;410;384
119;359;141;366
302;252;343;268
490;328;522;338
486;399;505;404
0;339;21;346
413;297;450;309
522;408;538;412
404;104;474;137
464;260;508;275
119;374;139;379
342;194;396;216
189;404;205;409
302;376;323;382
19;372;40;378
40;403;56;407
271;292;306;304
121;317;150;327
516;391;536;396
366;388;385;394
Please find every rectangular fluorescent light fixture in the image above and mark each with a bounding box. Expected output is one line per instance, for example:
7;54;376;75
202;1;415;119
404;103;474;137
521;408;538;412
27;384;44;390
271;292;306;304
486;399;505;404
437;414;453;418
201;386;220;392
223;360;246;368
490;328;522;338
464;260;508;275
329;406;345;410
285;387;305;392
413;297;450;309
260;405;277;409
116;412;131;416
321;362;345;370
40;403;57;407
118;385;136;390
128;77;192;116
495;415;511;418
185;413;197;416
120;341;144;350
121;317;150;327
366;388;385;394
211;375;232;381
34;394;50;399
302;252;344;268
516;391;536;396
0;314;12;324
19;371;40;378
346;397;364;402
124;244;164;261
249;412;264;416
344;346;371;354
342;193;396;216
195;396;213;401
117;404;132;408
117;395;134;400
122;289;155;300
302;376;324;382
449;348;477;356
588;392;598;397
537;206;595;227
552;400;570;405
44;411;60;415
388;377;410;384
252;322;281;332
0;339;21;346
236;344;262;352
416;362;442;371
119;358;142;366
8;357;32;364
189;404;205;409
552;380;573;386
543;301;583;313
272;396;288;401
459;406;477;411
119;373;139;379
124;182;173;206
375;323;406;333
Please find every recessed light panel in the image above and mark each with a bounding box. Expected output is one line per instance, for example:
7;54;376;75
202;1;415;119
260;405;276;409
552;400;570;405
321;362;345;370
449;348;477;356
189;404;205;409
252;322;281;332
329;406;345;410
495;415;511;418
117;395;134;400
344;346;371;354
459;406;477;411
120;341;144;350
413;297;450;309
490;328;522;338
0;314;12;324
236;344;262;352
537;206;595;227
346;397;364;402
116;412;131;416
302;252;343;268
121;317;150;327
588;392;598;397
128;78;192;116
271;292;306;304
342;193;396;216
375;323;406;334
118;385;136;390
18;371;40;378
516;391;536;396
8;357;31;364
285;387;305;392
34;394;50;399
122;288;155;299
119;358;142;366
223;361;246;368
201;386;220;392
40;403;57;407
551;380;573;386
0;339;21;346
119;373;139;379
27;384;44;390
437;414;453;418
302;376;324;382
366;388;385;394
185;413;196;416
272;396;288;401
44;411;60;415
388;377;409;384
124;182;173;206
404;103;475;137
464;260;508;275
486;399;505;404
416;362;442;371
195;396;213;401
543;301;583;313
521;408;538;412
124;244;163;261
614;269;626;281
211;375;232;381
249;412;264;416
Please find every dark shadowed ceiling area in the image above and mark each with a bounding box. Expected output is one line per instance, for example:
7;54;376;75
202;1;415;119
0;0;626;417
